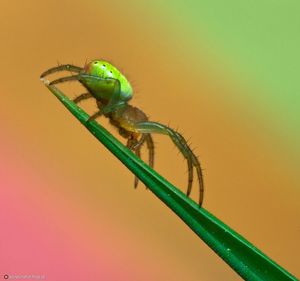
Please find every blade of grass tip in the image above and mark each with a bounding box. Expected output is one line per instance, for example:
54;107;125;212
44;82;298;281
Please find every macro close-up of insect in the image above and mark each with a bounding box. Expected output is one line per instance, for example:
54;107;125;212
40;59;204;206
2;0;299;279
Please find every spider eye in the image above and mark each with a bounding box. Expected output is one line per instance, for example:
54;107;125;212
102;64;106;67
94;61;98;64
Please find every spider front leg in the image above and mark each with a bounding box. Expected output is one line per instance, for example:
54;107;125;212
40;64;83;78
42;72;125;121
134;121;204;206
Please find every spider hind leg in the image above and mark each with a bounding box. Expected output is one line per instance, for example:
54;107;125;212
134;121;204;206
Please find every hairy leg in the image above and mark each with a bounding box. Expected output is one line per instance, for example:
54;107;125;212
40;64;83;78
79;74;123;115
134;148;141;188
42;72;124;117
73;92;93;103
88;111;103;121
145;134;154;169
49;74;81;85
134;121;204;206
126;134;147;188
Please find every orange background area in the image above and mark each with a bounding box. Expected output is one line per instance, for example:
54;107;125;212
0;1;299;280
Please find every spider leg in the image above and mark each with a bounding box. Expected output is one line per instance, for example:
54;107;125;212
134;121;204;206
45;72;124;116
88;110;103;121
174;132;194;197
142;134;155;191
49;74;81;85
80;74;124;114
73;92;93;104
145;134;154;169
130;134;147;150
126;134;147;188
134;148;141;188
40;64;83;78
78;74;126;122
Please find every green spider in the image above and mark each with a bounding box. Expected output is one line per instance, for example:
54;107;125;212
40;60;204;206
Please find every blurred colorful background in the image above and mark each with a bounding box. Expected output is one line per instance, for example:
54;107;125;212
0;1;299;280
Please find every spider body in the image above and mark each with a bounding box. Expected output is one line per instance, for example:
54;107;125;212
83;60;133;103
40;59;204;206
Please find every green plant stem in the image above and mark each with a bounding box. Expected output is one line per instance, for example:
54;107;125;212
44;83;298;281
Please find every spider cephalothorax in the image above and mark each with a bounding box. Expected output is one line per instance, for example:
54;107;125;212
40;59;204;206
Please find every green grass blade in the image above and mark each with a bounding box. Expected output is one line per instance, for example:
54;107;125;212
44;83;298;281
